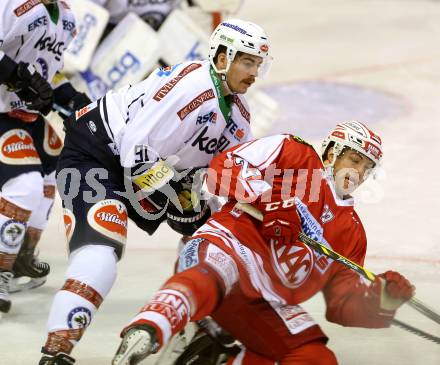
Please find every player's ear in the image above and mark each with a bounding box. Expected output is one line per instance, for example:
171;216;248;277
325;147;335;165
215;52;228;72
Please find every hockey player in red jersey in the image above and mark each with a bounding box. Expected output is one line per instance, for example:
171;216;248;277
112;121;414;365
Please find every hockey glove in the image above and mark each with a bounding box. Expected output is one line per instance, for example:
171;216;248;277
166;192;211;236
260;202;302;245
1;57;53;115
369;270;415;312
53;81;91;120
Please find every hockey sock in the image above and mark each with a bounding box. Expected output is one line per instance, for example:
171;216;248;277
44;245;117;354
122;264;222;349
0;198;31;271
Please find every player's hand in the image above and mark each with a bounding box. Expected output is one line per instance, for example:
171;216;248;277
260;204;301;245
370;270;415;311
7;62;54;114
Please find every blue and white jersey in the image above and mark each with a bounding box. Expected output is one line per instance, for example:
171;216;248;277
0;0;76;112
92;60;253;171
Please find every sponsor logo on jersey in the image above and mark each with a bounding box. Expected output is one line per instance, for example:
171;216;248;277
320;204;334;224
191;126;231;154
43;122;63;156
153;63;202;101
295;198;333;274
178;89;216;120
67;13;97;55
0;220;26;249
132;160;175;193
14;0;41;17
28;15;48;32
63;208;76;244
0;129;41;165
156;64;180;77
271;240;314;289
260;44;269;53
233;95;250;123
225;118;245;141
274;304;316;335
35;57;48;79
62;20;75;32
205;244;238;293
234;128;245;141
75;102;95;120
34;31;65;61
67;307;91;329
87;200;128;245
221;22;247;35
196;111;217;125
178;238;203;271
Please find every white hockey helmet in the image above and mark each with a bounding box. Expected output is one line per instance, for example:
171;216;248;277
208;19;272;79
321;121;383;167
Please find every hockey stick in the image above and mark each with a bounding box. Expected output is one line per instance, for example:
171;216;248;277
234;202;440;334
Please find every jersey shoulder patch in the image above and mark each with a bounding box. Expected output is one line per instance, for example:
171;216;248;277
14;0;41;17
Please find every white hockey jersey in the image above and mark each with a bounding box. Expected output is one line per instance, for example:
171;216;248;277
0;0;76;113
91;0;182;29
96;60;253;171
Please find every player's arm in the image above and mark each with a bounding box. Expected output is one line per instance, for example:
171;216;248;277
120;70;214;234
51;72;91;119
323;232;414;328
207;135;320;245
0;51;53;114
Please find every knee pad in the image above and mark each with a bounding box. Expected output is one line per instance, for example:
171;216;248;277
2;171;44;211
66;244;118;298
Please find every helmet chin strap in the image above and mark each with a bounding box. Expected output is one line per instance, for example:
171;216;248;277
220;73;235;96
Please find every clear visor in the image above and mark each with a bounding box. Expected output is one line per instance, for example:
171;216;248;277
227;53;273;79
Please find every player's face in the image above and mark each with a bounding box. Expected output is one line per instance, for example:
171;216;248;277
226;54;262;94
333;149;375;196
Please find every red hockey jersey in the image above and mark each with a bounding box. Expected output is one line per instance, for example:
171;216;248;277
192;134;391;358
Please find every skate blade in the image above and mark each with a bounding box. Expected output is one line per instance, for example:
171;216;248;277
112;330;153;365
8;277;47;293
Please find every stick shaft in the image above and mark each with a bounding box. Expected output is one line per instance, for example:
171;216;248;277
234;202;440;325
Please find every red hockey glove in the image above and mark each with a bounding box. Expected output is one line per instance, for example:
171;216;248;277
369;270;415;312
261;203;301;245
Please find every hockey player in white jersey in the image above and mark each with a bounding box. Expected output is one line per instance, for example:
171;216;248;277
0;0;90;315
38;19;272;364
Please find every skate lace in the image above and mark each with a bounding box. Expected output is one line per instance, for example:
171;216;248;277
30;248;50;274
32;258;50;273
0;272;13;295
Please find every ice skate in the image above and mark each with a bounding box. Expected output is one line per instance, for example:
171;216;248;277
10;243;50;293
38;350;75;365
112;325;159;365
0;271;13;314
